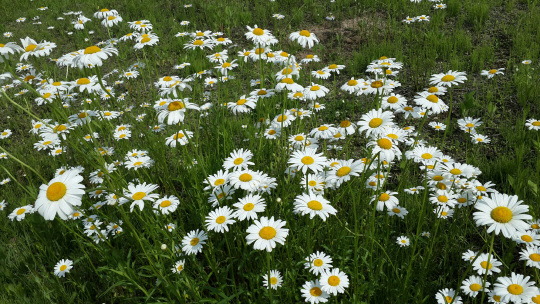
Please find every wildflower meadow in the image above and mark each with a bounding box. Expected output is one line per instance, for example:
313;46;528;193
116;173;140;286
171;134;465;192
1;0;540;303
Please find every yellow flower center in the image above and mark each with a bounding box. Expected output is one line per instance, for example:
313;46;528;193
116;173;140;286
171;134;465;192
60;265;67;271
493;295;501;302
301;156;315;165
317;70;325;75
25;44;38;52
335;166;351;177
438;196;448;203
329;64;338;69
449;169;462;175
239;173;252;182
441;75;456;82
532;224;540;229
173;133;185;140
16;208;26;215
281;78;294;84
84;46;101;54
529;253;540;261
328;275;340;286
307;200;323;210
491;206;513;223
46;182;67;201
160;200;172;208
107;16;116;20
268;130;276;135
191;238;199;246
392;208;401;213
426;95;439;103
507;284;524;295
310;287;322;296
347;79;358;86
257;90;267;95
216;216;226;224
379;193;390;201
141;37;151;43
132;192;146;200
234;158;244;165
318;126;328;131
489;69;497;74
253;28;264;35
386;96;398;104
243;203;254;211
445;296;453;303
193;40;204;46
307;54;314;59
259;226;277;240
369;118;383;128
293;92;304;98
310;86;320;91
168;101;184;111
299;30;311;37
378;138;392;149
521;235;533;242
214;179;225;186
43;93;52;99
371;80;383;88
532;121;540;127
480;261;493;269
277;115;287;122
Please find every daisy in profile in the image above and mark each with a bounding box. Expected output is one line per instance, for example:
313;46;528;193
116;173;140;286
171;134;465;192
304;251;333;275
124;182;159;212
472;253;502;276
320;268;349;296
171;260;185;274
417;15;430;21
436;288;462;304
54;259;73;278
357;108;395;138
93;8;118;19
493;272;537;303
462;250;478;262
102;14;123;27
473;192;532;238
71;45;118;69
402;16;416;24
430;70;468;87
263;270;282;290
481;68;504;79
525;119;540;131
203;170;230;192
134;33;159;49
223;148;254;171
157;99;198;125
232;194;266;221
35;170;85;221
293;193;337;221
153;195;180;215
246;216;288;252
8;205;34;221
182;229;208;255
208;185;235;207
301;280;330;303
512;230;540;247
288;148;328;174
388;206;408;218
205;206;236;233
519;246;540;269
289;30;319;48
471;132;490;144
166;130;193;147
326;159;363;187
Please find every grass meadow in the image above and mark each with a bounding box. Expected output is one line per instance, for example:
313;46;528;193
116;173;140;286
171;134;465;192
1;0;540;303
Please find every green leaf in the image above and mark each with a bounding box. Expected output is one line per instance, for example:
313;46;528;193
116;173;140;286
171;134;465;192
528;180;538;196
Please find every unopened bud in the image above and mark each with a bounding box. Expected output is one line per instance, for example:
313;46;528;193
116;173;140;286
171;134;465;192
276;198;282;204
161;244;167;251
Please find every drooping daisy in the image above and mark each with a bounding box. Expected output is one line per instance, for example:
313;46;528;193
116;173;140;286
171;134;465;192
124;182;159;212
205;206;236;233
246;216;288;252
473;192;532;238
54;259;73;278
301;280;331;304
493;272;537;304
289;30;319;48
262;270;282;290
304;251;333;275
182;229;208;255
232;194;266;221
320;268;349;296
35;170;85;221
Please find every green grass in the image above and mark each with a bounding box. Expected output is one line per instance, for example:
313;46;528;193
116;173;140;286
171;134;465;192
1;0;540;303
